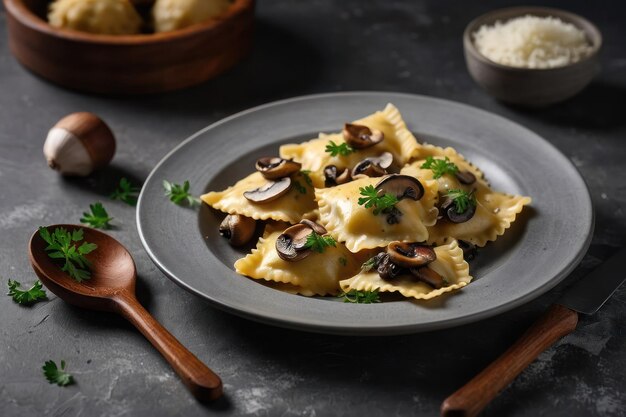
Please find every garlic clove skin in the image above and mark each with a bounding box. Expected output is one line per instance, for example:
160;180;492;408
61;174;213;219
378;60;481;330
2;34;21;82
43;112;116;177
44;127;94;176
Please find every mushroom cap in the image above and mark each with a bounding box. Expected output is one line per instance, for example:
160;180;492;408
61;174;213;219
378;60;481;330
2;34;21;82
387;241;437;268
441;197;476;223
375;253;403;280
375;175;424;201
219;214;256;247
342;123;384;149
299;219;327;235
243;177;292;203
410;266;446;289
275;223;314;261
256;157;302;180
351;159;387;179
455;170;477;185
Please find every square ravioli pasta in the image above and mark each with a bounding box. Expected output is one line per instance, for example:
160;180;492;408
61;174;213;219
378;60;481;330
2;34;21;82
235;224;369;296
315;175;439;253
279;103;421;188
339;239;471;300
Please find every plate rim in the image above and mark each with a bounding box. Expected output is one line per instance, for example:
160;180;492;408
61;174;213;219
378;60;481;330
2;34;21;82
137;91;594;335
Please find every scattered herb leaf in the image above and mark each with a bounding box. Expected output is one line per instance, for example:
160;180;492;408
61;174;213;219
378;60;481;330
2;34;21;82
7;279;47;305
299;170;313;187
110;178;140;206
293;180;307;194
361;256;378;272
338;256;347;266
339;289;381;304
80;202;113;229
43;360;74;387
325;140;354;157
446;189;477;213
39;227;97;282
420;156;459;179
304;232;336;253
163;180;201;207
358;185;399;215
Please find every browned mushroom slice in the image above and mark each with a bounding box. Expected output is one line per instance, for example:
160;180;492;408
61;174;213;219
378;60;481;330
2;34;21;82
243;177;291;203
255;157;302;180
342;123;384;149
375;253;403;280
324;165;352;187
351;152;394;179
455;170;477;185
458;240;477;260
410;266;446;289
219;214;257;247
387;241;436;268
441;196;476;223
375;174;424;201
275;223;314;261
299;219;327;235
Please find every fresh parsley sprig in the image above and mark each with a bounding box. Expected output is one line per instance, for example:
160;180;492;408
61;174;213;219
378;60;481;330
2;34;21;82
163;180;201;207
325;140;354;157
7;279;47;305
421;156;459;179
39;227;97;282
339;289;381;304
80;202;113;229
304;232;336;253
358;185;399;215
446;189;476;213
43;360;74;387
110;178;140;206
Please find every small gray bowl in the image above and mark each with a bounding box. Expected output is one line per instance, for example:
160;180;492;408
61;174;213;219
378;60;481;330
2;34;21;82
464;7;602;107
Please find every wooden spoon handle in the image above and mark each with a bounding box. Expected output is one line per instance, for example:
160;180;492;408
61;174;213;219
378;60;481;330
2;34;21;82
114;294;222;402
440;304;578;417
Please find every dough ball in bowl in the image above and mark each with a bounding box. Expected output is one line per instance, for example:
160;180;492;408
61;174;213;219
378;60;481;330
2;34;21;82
152;0;231;33
48;0;142;35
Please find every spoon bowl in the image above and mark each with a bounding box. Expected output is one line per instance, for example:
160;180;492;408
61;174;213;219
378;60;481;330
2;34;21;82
29;224;222;402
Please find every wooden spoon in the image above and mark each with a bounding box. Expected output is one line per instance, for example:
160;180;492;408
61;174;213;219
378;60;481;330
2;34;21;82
28;224;222;402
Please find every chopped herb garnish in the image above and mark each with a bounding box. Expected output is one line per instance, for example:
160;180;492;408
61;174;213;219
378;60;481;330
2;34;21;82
325;140;354;157
446;189;477;213
293;180;307;194
110;177;140;206
7;279;47;305
339;289;381;304
304;232;336;253
361;256;378;272
300;170;313;187
339;256;348;266
39;227;97;282
358;185;399;215
43;360;74;387
80;202;113;229
163;180;201;207
421;156;459;179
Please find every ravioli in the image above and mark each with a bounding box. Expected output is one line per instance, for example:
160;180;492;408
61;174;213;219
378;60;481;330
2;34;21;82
339;239;471;300
235;226;364;296
201;172;317;223
315;175;439;252
280;103;422;188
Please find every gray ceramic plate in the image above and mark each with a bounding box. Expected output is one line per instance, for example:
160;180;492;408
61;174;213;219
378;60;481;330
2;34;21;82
137;92;593;335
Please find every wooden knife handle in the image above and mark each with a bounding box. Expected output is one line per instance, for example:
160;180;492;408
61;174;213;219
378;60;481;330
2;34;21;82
114;293;223;402
441;304;578;417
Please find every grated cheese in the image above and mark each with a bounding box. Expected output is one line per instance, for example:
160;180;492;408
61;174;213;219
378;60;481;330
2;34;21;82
473;15;593;69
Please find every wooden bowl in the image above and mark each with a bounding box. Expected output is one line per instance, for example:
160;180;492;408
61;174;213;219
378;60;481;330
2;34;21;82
463;7;602;107
4;0;255;94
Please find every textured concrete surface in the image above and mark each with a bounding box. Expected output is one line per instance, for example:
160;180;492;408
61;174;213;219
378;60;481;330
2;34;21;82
1;1;625;416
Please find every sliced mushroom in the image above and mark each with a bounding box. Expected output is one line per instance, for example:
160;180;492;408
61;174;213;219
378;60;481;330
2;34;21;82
324;165;351;187
336;168;351;184
410;266;446;289
342;123;384;149
455;170;476;185
243;177;291;203
299;219;327;235
375;175;424;201
351;152;394;179
255;157;302;180
219;214;256;247
441;197;476;223
458;240;477;261
275;223;314;261
376;253;403;280
387;241;436;268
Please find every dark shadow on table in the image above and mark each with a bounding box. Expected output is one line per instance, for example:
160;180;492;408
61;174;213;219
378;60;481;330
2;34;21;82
60;163;145;199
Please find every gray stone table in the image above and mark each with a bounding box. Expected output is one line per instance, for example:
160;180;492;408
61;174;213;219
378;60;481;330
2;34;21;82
1;1;625;416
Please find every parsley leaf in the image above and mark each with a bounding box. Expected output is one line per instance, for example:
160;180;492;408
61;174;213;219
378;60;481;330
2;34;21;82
361;256;378;272
7;279;47;305
304;232;336;253
338;256;347;266
325;140;354;157
39;227;97;282
358;185;399;215
299;170;313;187
339;289;381;304
293;180;307;194
420;156;459;179
80;202;113;229
446;189;477;213
163;180;201;207
110;178;140;206
43;360;74;387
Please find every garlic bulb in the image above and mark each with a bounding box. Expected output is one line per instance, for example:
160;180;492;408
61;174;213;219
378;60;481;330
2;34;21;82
43;112;116;176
